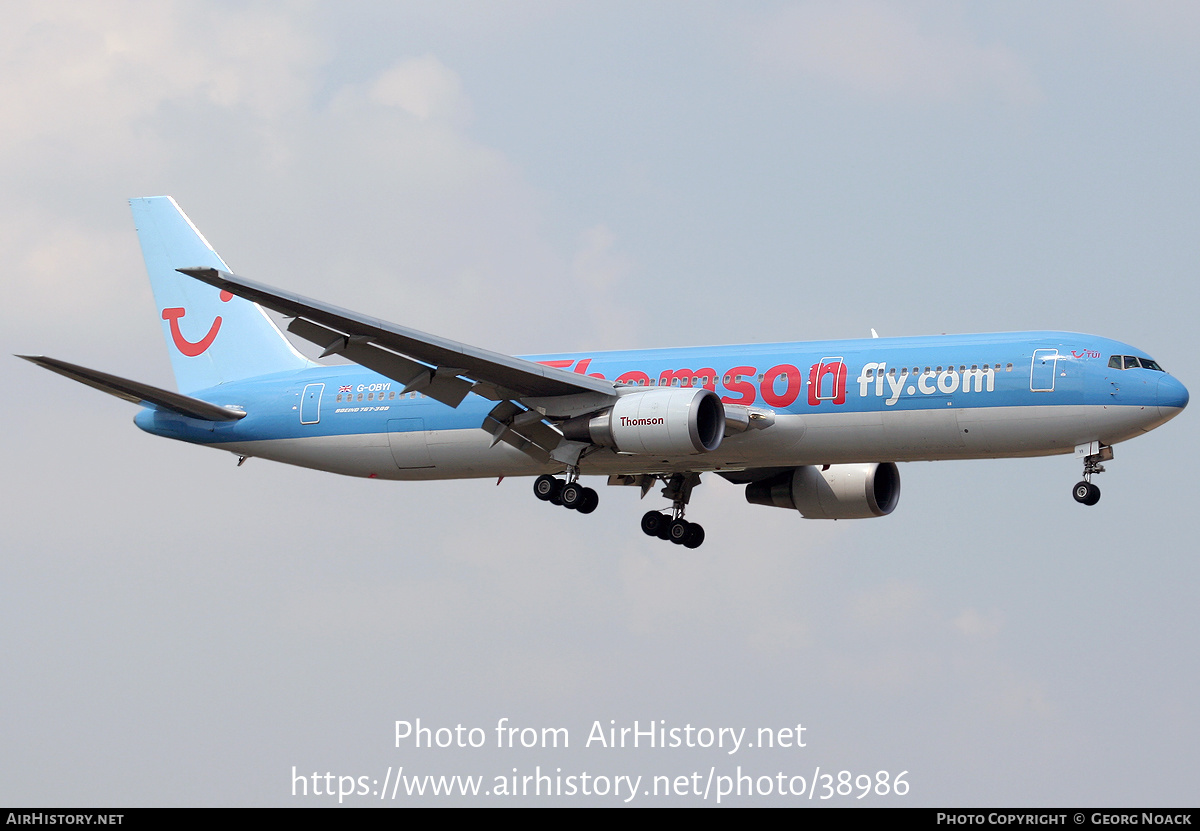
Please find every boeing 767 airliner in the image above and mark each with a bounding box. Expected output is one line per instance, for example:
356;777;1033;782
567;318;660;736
19;197;1189;548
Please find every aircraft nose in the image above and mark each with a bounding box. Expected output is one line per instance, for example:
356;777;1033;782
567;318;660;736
1158;374;1189;418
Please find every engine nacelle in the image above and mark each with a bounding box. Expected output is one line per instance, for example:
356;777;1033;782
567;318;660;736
566;388;725;455
745;463;901;519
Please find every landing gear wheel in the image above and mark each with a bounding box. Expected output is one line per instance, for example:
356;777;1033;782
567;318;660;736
560;482;585;510
533;474;560;502
1073;481;1101;506
640;473;710;545
641;511;666;537
576;487;599;514
668;519;691;545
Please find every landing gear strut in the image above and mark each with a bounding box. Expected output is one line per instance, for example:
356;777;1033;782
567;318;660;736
533;472;598;514
641;472;706;548
1072;444;1111;506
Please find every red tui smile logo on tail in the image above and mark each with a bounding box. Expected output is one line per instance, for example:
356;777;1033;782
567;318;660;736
162;290;234;356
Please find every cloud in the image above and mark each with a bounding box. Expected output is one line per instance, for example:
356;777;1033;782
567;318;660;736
749;1;1041;104
370;55;471;124
953;607;1003;638
1101;0;1200;47
0;4;642;356
0;1;326;335
849;579;927;629
567;225;637;348
3;210;141;328
0;2;322;161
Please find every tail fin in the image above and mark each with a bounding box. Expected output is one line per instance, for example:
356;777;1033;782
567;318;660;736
131;196;312;393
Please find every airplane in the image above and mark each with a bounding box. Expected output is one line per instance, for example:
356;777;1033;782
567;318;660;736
19;197;1189;548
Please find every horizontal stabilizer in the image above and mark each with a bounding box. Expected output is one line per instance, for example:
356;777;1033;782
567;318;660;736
17;355;247;422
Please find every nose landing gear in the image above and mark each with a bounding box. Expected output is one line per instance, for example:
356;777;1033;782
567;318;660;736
1072;480;1101;506
1072;443;1112;506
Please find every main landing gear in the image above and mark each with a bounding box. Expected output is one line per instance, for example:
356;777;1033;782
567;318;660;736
533;473;599;514
1072;444;1112;506
640;472;706;549
532;470;708;547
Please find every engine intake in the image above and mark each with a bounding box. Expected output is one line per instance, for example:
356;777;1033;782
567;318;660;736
563;388;725;455
745;463;901;519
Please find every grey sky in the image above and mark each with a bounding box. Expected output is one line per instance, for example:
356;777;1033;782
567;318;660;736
2;1;1197;806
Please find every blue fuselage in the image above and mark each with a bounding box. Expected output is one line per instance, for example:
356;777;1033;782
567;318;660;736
133;331;1187;481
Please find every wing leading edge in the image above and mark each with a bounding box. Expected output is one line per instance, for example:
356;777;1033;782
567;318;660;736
177;267;619;463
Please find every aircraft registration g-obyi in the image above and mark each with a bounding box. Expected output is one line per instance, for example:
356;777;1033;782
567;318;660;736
21;197;1189;548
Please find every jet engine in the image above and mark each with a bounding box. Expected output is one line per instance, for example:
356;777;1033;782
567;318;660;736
745;463;900;519
562;387;725;455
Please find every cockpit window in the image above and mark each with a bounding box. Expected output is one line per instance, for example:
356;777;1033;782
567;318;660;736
1109;355;1165;372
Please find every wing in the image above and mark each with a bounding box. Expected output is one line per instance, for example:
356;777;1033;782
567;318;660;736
178;267;618;463
18;355;246;421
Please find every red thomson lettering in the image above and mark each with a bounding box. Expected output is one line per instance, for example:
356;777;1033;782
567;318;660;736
616;370;651;386
808;360;847;405
760;364;802;408
721;365;757;406
537;358;607;379
572;358;607;380
660;367;717;391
